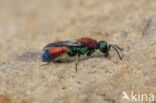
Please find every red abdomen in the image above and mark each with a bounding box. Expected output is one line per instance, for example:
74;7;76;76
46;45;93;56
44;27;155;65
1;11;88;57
48;47;68;59
77;37;97;49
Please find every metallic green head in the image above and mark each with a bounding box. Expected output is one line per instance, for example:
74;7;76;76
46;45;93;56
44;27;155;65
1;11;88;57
97;41;109;56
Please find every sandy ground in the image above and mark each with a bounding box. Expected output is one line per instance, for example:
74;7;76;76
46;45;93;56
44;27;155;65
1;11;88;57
0;0;156;103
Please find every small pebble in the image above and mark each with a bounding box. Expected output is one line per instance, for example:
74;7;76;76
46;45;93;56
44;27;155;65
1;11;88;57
120;31;128;38
144;66;150;72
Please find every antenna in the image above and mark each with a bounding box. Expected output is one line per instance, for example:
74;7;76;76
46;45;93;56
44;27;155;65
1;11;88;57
109;44;123;60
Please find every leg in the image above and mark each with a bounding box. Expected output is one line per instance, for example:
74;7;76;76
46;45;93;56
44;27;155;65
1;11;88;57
95;50;103;55
41;53;66;66
54;53;66;61
41;61;54;66
75;55;79;72
87;50;95;56
95;50;109;58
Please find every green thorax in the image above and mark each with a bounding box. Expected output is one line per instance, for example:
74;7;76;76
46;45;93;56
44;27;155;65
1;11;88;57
68;46;89;55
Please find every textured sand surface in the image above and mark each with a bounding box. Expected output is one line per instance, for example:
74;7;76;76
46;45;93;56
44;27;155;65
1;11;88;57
0;0;156;103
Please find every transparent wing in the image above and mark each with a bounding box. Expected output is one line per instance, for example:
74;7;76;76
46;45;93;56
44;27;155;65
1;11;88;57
43;40;83;51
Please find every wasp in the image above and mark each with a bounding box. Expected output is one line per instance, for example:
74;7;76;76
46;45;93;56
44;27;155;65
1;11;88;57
42;37;123;71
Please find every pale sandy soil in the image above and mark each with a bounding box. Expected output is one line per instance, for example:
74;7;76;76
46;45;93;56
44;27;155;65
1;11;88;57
0;0;156;103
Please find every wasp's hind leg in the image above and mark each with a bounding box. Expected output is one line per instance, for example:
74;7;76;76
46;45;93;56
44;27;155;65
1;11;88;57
75;55;80;72
41;60;54;66
41;53;66;66
54;53;66;61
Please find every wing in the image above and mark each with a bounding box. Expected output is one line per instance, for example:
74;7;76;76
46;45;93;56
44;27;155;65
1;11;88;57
43;40;83;51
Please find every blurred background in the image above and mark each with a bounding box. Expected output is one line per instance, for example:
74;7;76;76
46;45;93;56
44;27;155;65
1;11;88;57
0;0;155;52
0;0;155;103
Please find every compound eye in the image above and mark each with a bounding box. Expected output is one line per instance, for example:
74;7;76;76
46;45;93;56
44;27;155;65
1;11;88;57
102;45;106;48
102;45;107;52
